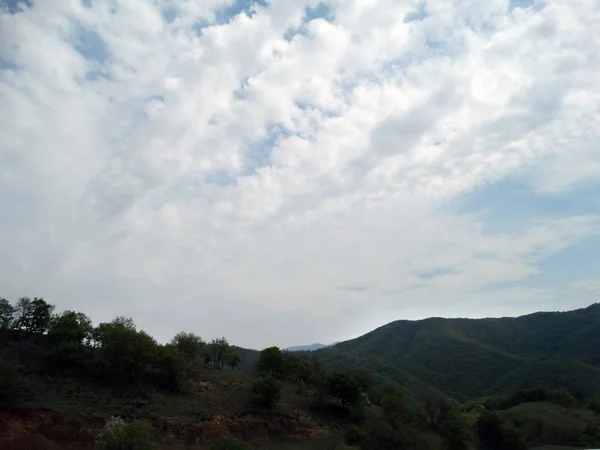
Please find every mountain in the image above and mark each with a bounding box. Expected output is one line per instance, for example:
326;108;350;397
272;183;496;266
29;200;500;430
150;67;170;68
317;303;600;401
286;343;329;352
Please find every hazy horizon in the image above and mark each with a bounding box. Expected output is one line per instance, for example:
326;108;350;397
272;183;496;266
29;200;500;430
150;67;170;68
1;0;599;349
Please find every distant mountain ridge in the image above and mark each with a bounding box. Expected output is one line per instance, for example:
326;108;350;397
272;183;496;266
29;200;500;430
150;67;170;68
316;303;600;400
285;343;335;352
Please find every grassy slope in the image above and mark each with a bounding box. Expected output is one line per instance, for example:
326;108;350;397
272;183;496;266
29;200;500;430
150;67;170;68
317;303;600;400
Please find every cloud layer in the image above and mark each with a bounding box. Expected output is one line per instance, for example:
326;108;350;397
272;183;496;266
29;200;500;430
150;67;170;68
1;0;599;348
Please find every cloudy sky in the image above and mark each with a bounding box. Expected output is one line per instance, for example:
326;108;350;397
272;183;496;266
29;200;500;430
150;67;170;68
1;0;599;349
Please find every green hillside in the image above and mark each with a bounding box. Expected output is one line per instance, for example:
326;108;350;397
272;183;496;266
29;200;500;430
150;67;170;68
317;303;600;400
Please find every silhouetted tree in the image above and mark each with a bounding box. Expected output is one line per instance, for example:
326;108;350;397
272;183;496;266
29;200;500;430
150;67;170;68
476;411;527;450
0;298;14;331
256;346;285;377
252;376;282;408
226;352;242;370
208;337;230;370
171;331;205;361
328;372;362;409
48;311;93;345
423;393;453;428
94;317;157;383
13;297;54;335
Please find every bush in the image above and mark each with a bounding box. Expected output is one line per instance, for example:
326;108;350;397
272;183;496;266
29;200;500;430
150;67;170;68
588;398;600;414
475;411;527;450
346;425;368;447
251;376;281;408
94;416;154;450
0;360;28;405
210;436;253;450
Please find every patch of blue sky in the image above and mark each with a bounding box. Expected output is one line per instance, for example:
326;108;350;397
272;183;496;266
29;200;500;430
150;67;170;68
418;267;459;280
284;2;334;41
0;59;19;71
1;0;32;14
404;3;428;23
509;0;546;13
72;23;110;63
342;284;371;292
447;176;600;234
524;234;600;287
205;170;238;187
243;125;292;175
214;0;267;24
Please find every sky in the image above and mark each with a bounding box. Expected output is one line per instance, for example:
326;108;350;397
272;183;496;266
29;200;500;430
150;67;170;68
1;0;599;349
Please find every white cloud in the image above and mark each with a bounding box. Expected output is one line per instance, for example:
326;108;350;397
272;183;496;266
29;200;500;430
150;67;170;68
1;0;599;348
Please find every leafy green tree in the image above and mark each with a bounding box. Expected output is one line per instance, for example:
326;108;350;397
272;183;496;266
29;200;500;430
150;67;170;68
13;297;55;334
256;346;285;377
252;376;282;408
171;332;205;361
94;416;154;450
226;352;242;370
0;298;14;331
588;398;600;414
476;411;527;450
441;412;471;450
380;390;419;429
208;337;230;370
152;344;188;392
94;317;157;383
328;372;362;409
297;379;308;396
423;393;453;428
47;310;93;345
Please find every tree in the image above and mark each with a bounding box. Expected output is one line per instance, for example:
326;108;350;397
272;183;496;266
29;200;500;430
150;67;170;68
589;398;600;414
171;332;205;361
208;337;230;370
226;353;242;370
476;411;527;450
47;311;93;345
328;372;362;409
0;298;14;331
441;412;471;450
94;317;157;383
423;393;453;428
12;297;54;335
94;416;154;450
252;376;282;408
256;346;285;377
152;344;188;392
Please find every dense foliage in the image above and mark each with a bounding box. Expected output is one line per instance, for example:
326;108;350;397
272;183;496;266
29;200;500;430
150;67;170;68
318;303;600;400
2;295;600;450
94;416;154;450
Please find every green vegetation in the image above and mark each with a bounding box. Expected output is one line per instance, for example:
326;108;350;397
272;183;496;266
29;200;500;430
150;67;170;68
252;376;282;408
94;416;154;450
317;303;600;400
2;296;600;450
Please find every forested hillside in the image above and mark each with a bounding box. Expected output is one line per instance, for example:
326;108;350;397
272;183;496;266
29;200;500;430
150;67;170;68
2;296;600;449
317;303;600;400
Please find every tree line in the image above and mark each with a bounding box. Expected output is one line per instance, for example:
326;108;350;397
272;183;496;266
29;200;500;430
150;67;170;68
0;297;241;394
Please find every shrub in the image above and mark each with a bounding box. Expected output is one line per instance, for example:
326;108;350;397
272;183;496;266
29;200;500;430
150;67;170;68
346;425;368;447
588;398;600;414
210;436;253;450
251;376;282;408
94;416;154;450
475;411;527;450
0;360;28;405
